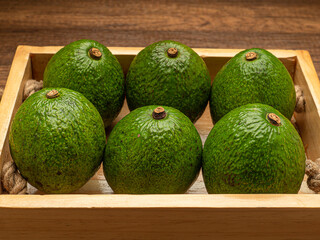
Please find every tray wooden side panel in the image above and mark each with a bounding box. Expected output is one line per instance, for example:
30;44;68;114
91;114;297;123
294;50;320;160
0;46;32;193
29;46;297;81
1;208;320;240
1;195;320;239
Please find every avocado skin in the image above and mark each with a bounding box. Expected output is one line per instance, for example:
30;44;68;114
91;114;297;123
203;103;305;194
103;105;202;194
210;48;296;123
126;40;211;123
43;39;125;127
9;88;106;194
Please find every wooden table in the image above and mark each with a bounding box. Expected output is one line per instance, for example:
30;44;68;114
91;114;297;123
0;0;319;88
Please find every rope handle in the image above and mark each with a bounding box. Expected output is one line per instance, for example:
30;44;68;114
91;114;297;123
0;82;312;194
295;85;306;113
306;159;320;193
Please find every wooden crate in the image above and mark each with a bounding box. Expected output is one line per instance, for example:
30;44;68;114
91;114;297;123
1;46;320;239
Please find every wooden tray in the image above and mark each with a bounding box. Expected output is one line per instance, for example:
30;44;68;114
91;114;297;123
1;46;320;239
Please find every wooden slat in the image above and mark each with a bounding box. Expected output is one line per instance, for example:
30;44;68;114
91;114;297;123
8;46;299;57
0;46;32;193
1;207;320;240
296;51;320;114
2;194;320;208
28;46;297;81
293;51;320;160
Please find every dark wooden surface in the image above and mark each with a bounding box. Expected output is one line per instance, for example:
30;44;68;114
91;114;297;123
0;0;320;88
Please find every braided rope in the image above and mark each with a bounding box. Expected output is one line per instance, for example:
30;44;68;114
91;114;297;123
2;160;27;194
295;85;305;113
305;159;320;193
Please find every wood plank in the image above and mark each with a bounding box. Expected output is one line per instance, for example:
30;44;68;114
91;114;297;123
294;51;320;160
1;207;320;240
28;46;297;81
2;194;320;208
296;51;320;114
0;46;32;193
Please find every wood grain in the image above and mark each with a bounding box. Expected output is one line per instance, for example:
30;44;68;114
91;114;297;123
294;51;320;160
1;207;320;240
0;46;32;192
0;0;320;88
2;194;320;208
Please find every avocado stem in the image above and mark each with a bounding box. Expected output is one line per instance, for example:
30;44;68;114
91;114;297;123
46;89;60;99
245;52;257;61
89;48;102;59
167;48;178;58
152;107;167;120
267;113;281;126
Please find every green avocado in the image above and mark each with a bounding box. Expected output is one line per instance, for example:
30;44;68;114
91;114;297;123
210;48;296;123
103;105;202;194
203;103;305;194
43;39;125;127
125;40;211;123
9;88;106;193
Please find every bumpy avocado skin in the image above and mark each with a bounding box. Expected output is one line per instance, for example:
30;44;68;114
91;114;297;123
210;48;296;123
126;40;211;123
9;88;106;193
103;105;202;194
43;39;125;127
203;103;305;194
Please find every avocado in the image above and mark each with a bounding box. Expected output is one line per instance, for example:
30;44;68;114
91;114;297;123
103;105;202;194
43;39;125;127
125;40;211;123
9;88;106;193
210;48;296;123
203;103;305;194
